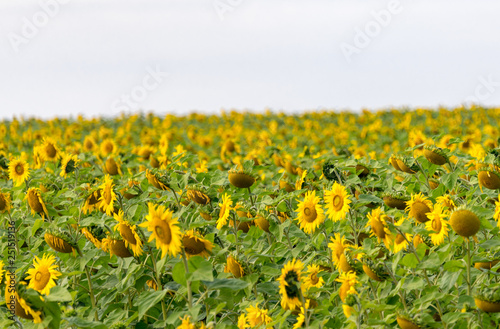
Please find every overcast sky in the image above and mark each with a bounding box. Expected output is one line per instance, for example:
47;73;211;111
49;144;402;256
1;0;500;119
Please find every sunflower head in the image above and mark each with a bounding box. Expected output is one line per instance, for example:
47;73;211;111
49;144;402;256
182;230;213;258
5;285;43;323
449;207;480;238
278;258;304;310
139;202;182;258
0;189;12;213
396;156;419;174
25;253;61;295
362;259;388;282
224;255;245;278
254;214;270;232
81;225;106;249
217;193;233;230
324;182;351;222
41;137;60;162
82;189;102;214
405;193;432;223
60;153;79;177
146;169;170;191
186;186;211;205
474;283;500;312
105;157;121;175
478;168;500;190
44;229;75;253
8;156;29;187
383;192;410;210
98;174;117;216
113;210;143;256
228;168;256;188
26;187;49;218
295;190;325;234
102;237;133;258
423;145;449;166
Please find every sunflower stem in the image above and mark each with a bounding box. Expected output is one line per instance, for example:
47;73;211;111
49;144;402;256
148;246;168;320
181;248;193;310
322;228;335;272
298;283;309;328
466;238;472;296
84;265;99;321
247;187;255;207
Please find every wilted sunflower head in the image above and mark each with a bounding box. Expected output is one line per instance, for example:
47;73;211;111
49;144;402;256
423;144;449;166
113;210;143;256
26;187;49;218
478;168;500;190
105;157;121;175
102;237;133;258
146;169;170;191
5;284;43;323
182;230;213;258
228;168;256;188
396;156;419;174
0;189;11;213
81;225;106;249
44;229;75;253
186;186;211;205
383;192;409;210
224;254;244;278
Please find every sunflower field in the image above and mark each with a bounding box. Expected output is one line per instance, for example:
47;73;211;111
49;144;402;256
3;106;500;329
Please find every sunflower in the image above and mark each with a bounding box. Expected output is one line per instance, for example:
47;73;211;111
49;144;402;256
238;314;249;329
337;271;358;303
139;202;182;258
60;153;79;177
105;157;122;175
405;193;433;223
186;188;210;205
8;156;29;187
0;189;11;213
302;264;324;290
436;194;455;213
295;190;325;234
494;195;500;228
246;304;272;327
40;137;60;162
449;208;480;238
26;187;49;218
0;260;5;283
102;238;133;258
228;168;256;188
26;254;61;295
278;258;304;310
83;136;97;152
391;232;412;253
33;145;44;169
478;168;500;190
44;230;75;253
324;182;351;222
146;169;169;190
224;255;244;278
217;193;233;229
98;175;117;216
5;286;42;323
293;299;310;329
425;204;449;246
177;315;195;329
365;207;392;247
82;189;102;214
182;230;213;258
81;226;105;249
100;138;118;157
328;233;351;268
113;210;143;256
295;169;307;190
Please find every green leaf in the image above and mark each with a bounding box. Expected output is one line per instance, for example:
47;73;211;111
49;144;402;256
62;317;107;329
186;256;214;282
204;279;250;291
135;289;168;320
418;252;442;270
444;260;465;272
400;253;418;269
45;286;73;302
172;261;187;287
31;219;44;236
441;172;459;190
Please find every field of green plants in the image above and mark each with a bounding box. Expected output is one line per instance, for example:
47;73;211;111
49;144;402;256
3;107;500;328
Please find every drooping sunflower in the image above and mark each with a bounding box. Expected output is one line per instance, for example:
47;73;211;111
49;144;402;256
83;135;97;153
5;286;42;323
26;187;49;218
8;156;29;187
302;264;325;290
295;190;325;234
44;230;75;253
105;157;122;175
228;168;256;188
146;169;169;190
245;304;272;327
25;254;61;295
40;137;60;162
139;202;182;258
102;237;133;258
337;271;358;303
82;189;102;214
278;258;304;310
328;233;351;268
113;210;143;256
405;193;433;223
365;207;392;247
182;230;213;258
60;153;79;177
0;189;11;213
186;187;210;205
324;182;351;222
425;204;449;246
224;255;244;278
98;175;117;216
436;194;455;213
217;193;233;230
81;226;106;249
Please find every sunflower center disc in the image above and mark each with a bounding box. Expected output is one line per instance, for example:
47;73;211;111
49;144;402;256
34;270;50;290
105;143;113;154
15;164;24;175
311;273;319;285
333;195;343;210
395;234;405;244
432;218;442;232
155;223;172;244
46;144;57;158
120;225;137;244
303;207;317;223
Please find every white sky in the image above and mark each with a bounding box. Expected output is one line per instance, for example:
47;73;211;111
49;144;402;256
1;0;500;119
